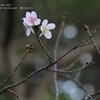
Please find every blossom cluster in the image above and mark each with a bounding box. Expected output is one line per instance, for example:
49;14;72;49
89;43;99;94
23;11;56;39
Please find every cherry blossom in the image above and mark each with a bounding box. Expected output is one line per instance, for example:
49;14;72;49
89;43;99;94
23;11;41;26
40;19;56;39
23;11;41;36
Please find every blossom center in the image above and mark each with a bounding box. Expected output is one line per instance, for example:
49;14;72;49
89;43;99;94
43;26;49;31
29;16;36;23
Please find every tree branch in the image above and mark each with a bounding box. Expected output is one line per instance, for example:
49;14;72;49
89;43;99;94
83;25;100;55
0;44;33;89
7;89;22;100
53;11;68;100
36;32;52;63
48;61;94;74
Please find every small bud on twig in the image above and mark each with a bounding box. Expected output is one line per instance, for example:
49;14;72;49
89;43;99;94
86;61;94;67
26;44;33;52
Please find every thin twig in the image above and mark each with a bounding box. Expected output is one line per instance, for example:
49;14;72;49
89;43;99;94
0;65;47;94
48;61;94;74
0;33;95;94
53;11;68;100
85;87;95;100
83;90;100;100
83;25;100;55
36;33;52;63
78;42;91;47
0;61;90;95
52;31;96;65
7;89;22;100
64;75;90;94
0;44;33;89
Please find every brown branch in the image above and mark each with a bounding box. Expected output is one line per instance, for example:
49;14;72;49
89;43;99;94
0;65;47;94
7;89;22;100
0;31;95;95
78;42;91;47
0;44;33;89
36;32;52;63
0;62;93;95
83;25;100;55
48;61;94;74
52;30;96;65
0;37;94;94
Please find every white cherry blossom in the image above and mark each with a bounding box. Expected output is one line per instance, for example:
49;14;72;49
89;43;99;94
40;19;56;39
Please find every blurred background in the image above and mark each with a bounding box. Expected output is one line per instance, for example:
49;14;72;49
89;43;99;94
0;0;100;100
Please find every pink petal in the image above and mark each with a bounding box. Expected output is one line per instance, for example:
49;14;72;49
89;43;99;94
25;20;33;26
26;28;31;36
23;19;29;27
44;31;52;39
26;12;31;18
47;23;56;30
23;20;26;26
42;19;48;26
23;21;30;28
34;19;41;25
31;11;37;18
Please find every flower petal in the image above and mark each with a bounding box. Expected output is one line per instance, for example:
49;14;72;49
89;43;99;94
47;23;56;30
30;27;34;34
44;31;52;39
26;12;31;18
34;19;41;25
42;19;48;26
23;20;26;26
31;11;37;18
26;28;31;36
23;21;30;28
40;26;44;32
25;20;33;26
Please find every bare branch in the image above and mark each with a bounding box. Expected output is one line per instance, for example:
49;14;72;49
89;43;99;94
64;75;90;94
36;33;52;63
83;90;100;100
0;30;96;95
53;11;68;100
0;44;33;89
52;29;97;65
78;42;91;47
7;89;22;100
83;25;100;55
0;65;47;94
48;61;94;74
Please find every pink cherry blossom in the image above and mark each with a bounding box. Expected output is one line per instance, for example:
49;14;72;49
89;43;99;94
23;11;41;36
40;19;56;39
23;11;41;26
